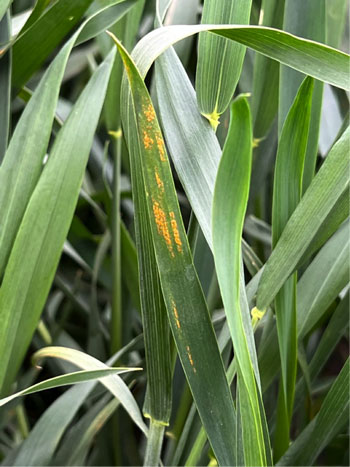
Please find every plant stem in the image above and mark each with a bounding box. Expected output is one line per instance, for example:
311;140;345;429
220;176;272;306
144;419;165;466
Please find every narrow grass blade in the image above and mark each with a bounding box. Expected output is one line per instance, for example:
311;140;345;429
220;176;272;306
252;0;285;137
11;0;93;88
32;346;147;435
279;0;325;193
278;359;350;466
212;96;269;466
302;187;349;263
0;368;136;407
75;0;138;46
12;383;97;466
298;220;350;338
11;0;134;89
0;1;138;280
54;395;119;466
131;25;350;91
155;43;264;398
196;0;252;128
256;125;349;311
10;338;143;466
294;292;349;410
0;39;74;279
19;0;52;33
0;50;115;395
113;36;238;466
326;0;348;49
0;0;11;22
272;77;314;459
0;10;11;163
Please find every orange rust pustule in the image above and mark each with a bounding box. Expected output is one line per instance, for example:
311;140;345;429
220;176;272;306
154;169;164;192
143;103;156;122
152;201;174;256
169;212;183;252
155;133;166;162
186;345;196;373
171;300;181;329
143;130;154;150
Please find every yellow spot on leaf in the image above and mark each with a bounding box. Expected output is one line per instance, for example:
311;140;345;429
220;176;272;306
143;103;156;122
169;212;183;252
152;201;174;256
186;345;196;373
143;131;154;150
171;300;181;329
154;169;164;192
155;133;166;162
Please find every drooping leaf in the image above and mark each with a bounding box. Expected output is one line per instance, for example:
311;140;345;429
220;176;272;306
131;24;349;92
32;346;148;435
0;368;137;407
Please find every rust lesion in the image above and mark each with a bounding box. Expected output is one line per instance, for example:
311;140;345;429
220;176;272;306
171;300;181;329
143;103;156;123
155;133;166;162
143;130;154;150
154;168;164;192
152;201;174;257
169;212;183;253
186;345;196;373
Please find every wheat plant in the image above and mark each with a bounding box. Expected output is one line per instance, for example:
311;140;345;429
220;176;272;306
0;0;349;466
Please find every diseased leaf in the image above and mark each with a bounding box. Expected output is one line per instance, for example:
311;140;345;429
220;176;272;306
112;34;238;466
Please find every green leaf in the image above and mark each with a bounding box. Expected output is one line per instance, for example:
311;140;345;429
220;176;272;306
272;76;314;459
131;24;349;91
0;368;137;407
256;125;350;311
11;0;94;89
326;0;348;49
112;34;238;466
302;186;349;263
196;0;252;127
212;96;269;466
0;0;138;280
12;383;97;466
0;50;115;395
279;0;326;193
10;337;144;466
53;395;119;466
294;292;349;411
297;220;350;338
278;359;350;466
0;10;11;163
154;42;263;391
11;0;134;90
252;0;285;137
0;0;11;22
32;346;148;435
